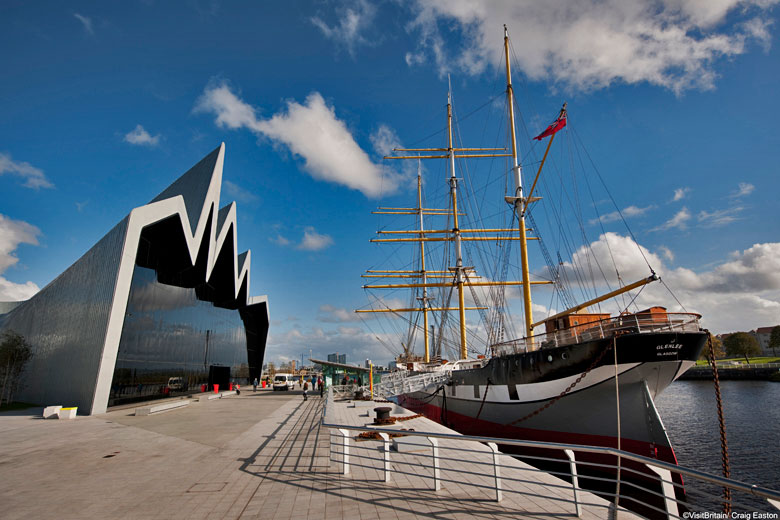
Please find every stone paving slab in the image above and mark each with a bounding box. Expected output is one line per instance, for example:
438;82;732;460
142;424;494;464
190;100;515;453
0;389;639;519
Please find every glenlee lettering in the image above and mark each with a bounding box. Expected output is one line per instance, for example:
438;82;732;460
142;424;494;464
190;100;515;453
656;343;683;356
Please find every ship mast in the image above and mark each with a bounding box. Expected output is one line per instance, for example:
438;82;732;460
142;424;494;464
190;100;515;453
446;87;469;360
503;25;535;343
416;161;431;362
359;29;561;361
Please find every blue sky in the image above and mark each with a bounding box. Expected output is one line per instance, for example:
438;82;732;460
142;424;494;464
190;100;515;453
1;1;779;367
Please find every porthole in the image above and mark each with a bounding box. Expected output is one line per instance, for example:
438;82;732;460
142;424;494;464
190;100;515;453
547;355;553;362
562;352;569;360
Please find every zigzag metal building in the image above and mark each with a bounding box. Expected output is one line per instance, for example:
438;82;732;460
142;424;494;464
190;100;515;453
0;144;269;414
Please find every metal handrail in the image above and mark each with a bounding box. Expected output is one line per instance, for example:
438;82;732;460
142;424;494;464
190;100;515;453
320;388;780;506
492;312;702;354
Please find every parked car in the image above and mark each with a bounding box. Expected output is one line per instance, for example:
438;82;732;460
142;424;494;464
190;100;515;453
272;374;296;391
167;377;184;391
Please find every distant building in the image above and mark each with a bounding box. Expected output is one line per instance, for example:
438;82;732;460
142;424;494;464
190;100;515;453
364;358;372;368
752;326;779;355
328;352;346;365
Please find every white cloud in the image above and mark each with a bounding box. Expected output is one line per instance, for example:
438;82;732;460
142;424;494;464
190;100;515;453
73;13;93;35
652;207;691;231
730;182;755;198
195;81;407;198
265;325;394;366
124;124;161;147
697;206;743;227
0;152;54;189
318;304;362;323
297;227;334;251
404;0;778;93
558;232;664;286
658;245;675;262
223;180;258;204
590;204;654;225
311;0;377;56
0;214;41;301
550;232;780;333
270;234;291;246
672;187;690;202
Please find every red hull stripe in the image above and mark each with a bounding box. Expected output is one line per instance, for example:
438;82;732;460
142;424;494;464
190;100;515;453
398;396;680;466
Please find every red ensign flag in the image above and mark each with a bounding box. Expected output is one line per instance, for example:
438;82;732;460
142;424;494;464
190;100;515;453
533;103;568;141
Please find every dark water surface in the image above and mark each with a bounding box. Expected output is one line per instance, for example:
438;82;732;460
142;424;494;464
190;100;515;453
655;380;780;512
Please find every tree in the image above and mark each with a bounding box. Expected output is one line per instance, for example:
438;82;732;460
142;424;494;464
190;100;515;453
0;330;34;405
769;326;780;357
699;333;724;360
723;332;761;359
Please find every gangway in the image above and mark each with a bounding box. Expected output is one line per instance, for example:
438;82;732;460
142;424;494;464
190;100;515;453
374;371;451;398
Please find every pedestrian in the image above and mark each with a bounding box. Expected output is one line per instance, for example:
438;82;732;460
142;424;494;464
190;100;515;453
341;376;347;386
319;378;324;398
357;376;362;387
253;377;258;392
303;380;309;401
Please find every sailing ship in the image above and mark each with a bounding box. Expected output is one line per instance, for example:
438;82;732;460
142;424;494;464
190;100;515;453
357;26;708;509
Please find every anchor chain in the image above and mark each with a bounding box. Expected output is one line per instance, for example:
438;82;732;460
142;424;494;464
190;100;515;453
509;340;616;426
707;331;731;514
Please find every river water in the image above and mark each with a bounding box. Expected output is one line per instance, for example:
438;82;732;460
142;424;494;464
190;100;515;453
654;380;780;512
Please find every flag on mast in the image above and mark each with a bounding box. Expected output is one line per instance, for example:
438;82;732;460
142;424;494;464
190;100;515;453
533;103;567;141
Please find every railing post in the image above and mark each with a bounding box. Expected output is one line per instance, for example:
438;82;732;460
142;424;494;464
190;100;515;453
339;428;350;475
648;464;679;519
564;449;582;517
487;442;502;502
378;432;391;482
429;437;441;491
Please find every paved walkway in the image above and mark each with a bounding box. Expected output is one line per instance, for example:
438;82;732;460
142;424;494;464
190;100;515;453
0;390;636;519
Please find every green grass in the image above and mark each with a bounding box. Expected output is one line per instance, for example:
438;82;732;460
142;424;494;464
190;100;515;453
696;356;780;366
0;401;40;412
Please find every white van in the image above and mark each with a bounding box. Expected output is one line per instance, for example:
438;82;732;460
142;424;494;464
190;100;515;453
273;373;296;391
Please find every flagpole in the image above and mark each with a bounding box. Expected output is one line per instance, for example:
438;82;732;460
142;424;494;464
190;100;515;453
527;103;567;209
525;132;555;208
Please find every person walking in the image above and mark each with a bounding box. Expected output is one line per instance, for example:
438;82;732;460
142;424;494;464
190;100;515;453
319;377;324;398
253;377;258;392
302;380;309;401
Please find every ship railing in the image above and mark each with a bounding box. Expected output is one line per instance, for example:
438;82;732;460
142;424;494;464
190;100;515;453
321;388;780;520
493;312;702;355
